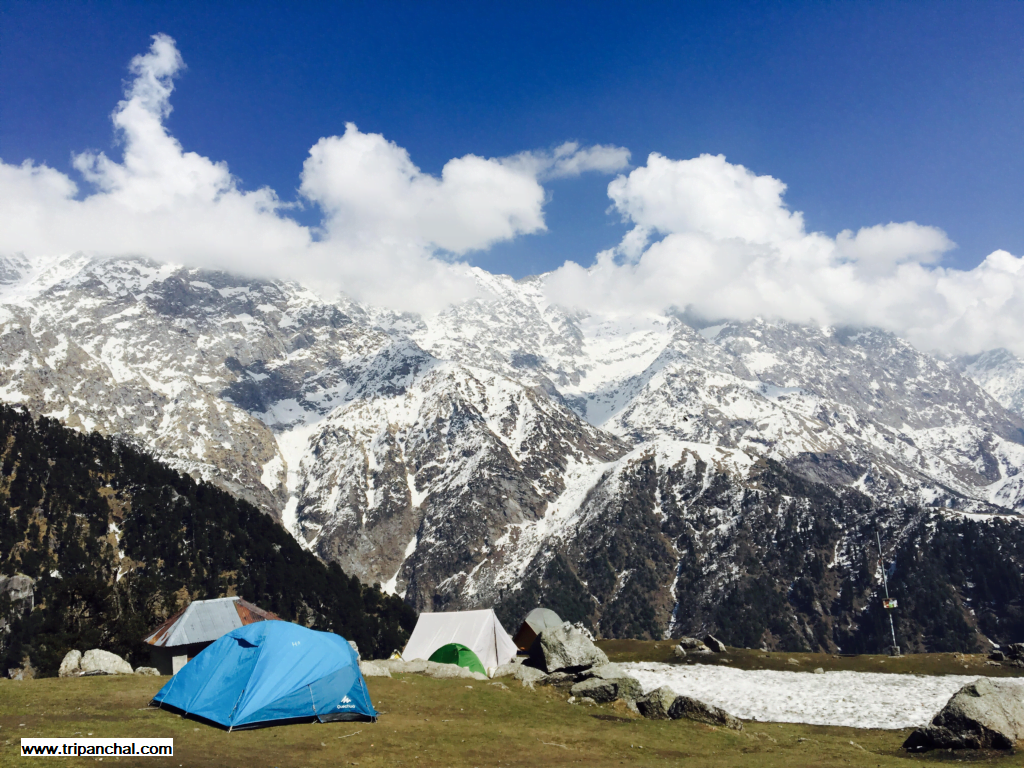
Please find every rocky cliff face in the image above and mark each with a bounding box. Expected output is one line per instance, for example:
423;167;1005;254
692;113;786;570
3;253;1024;650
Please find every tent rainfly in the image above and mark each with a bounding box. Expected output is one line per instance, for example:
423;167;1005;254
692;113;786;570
402;609;517;670
143;596;280;674
151;621;376;729
428;643;487;676
512;608;563;652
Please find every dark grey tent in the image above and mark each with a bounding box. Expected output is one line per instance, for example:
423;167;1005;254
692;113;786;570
512;608;562;652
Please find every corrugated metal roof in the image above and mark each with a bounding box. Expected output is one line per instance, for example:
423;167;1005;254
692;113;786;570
234;598;278;626
143;597;280;648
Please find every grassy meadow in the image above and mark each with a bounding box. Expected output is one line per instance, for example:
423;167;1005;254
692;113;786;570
597;640;1024;677
2;652;1023;768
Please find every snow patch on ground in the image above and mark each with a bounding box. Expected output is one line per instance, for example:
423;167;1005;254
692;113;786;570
621;662;1019;729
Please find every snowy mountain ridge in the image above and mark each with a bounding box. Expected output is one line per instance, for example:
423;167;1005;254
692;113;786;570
2;252;1023;647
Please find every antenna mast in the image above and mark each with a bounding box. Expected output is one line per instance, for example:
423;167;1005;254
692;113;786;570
876;529;900;656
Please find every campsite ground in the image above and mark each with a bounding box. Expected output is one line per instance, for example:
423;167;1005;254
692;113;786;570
597;640;1024;678
1;670;1020;768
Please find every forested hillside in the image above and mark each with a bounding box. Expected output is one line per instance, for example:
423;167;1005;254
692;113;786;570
0;404;416;676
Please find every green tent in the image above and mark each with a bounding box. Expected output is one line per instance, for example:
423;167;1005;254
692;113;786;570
428;643;487;676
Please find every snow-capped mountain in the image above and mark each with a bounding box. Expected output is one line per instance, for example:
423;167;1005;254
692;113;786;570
956;348;1024;419
2;252;1023;650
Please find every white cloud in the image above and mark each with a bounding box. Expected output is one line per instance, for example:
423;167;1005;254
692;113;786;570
2;35;1022;356
546;152;1024;356
836;222;953;277
521;141;632;180
0;34;627;313
300;124;548;255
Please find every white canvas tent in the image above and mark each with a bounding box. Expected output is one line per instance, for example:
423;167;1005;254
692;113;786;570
402;609;518;670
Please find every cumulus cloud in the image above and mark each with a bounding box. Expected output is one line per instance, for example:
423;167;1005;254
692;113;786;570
300;124;547;255
546;152;1024;356
2;35;1022;355
0;34;627;312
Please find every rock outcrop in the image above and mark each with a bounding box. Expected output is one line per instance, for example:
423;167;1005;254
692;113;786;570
904;678;1024;751
531;623;609;673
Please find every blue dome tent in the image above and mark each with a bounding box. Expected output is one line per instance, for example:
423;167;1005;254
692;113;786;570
151;621;376;729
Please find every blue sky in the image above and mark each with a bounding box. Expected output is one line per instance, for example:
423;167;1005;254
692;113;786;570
3;0;1021;280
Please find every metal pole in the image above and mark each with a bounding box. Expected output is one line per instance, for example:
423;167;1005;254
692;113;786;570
876;530;898;653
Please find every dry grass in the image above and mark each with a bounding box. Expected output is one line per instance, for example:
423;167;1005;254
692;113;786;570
597;640;1024;678
1;673;1020;767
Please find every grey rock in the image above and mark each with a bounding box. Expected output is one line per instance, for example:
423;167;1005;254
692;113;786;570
0;574;34;607
704;635;727;653
7;660;35;680
539;671;578;685
532;623;608;673
904;678;1024;751
80;649;132;676
672;646;687;659
382;658;428;674
491;663;519;679
576;663;628;681
637;686;678;720
569;676;643;704
58;650;83;678
133;667;160;676
677;637;707;651
514;665;546;685
1007;643;1024;661
669;695;744;730
385;659;485;680
348;640;360;660
359;660;392;677
813;667;825;674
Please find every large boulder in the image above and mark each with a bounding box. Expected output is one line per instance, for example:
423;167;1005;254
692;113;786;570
80;649;133;676
570;676;643;704
637;686;678;720
58;650;83;678
669;695;744;730
904;678;1024;751
531;623;608;673
703;635;727;653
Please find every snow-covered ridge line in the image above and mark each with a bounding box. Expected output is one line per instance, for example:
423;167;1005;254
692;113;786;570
2;252;1024;640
